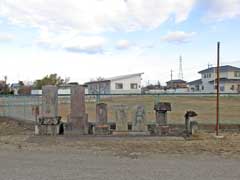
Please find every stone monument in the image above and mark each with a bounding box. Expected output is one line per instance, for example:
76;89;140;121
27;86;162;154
67;85;89;135
132;105;148;132
154;102;171;135
114;105;128;132
35;85;62;135
94;103;109;135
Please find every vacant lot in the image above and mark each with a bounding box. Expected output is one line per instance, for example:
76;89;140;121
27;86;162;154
59;95;240;124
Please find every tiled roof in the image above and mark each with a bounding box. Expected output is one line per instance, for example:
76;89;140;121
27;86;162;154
166;79;187;84
188;79;202;85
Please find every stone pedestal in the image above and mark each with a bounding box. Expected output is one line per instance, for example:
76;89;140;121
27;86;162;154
35;124;62;136
154;102;171;126
156;125;170;136
93;125;110;135
66;85;88;135
132;105;148;132
113;105;128;132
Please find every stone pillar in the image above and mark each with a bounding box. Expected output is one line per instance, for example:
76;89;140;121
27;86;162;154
42;85;58;118
132;105;148;132
94;103;109;135
35;85;61;135
113;105;128;132
154;102;171;126
68;85;88;134
184;111;198;136
96;103;108;125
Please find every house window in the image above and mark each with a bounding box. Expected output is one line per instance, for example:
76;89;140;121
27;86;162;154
231;85;235;90
130;83;138;89
234;72;240;77
115;83;123;89
220;86;225;92
202;86;204;90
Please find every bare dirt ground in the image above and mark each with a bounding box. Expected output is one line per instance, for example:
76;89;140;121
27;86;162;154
1;117;240;180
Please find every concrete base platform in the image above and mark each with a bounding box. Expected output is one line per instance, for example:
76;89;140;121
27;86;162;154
93;125;110;135
35;124;62;136
112;131;150;136
128;131;150;136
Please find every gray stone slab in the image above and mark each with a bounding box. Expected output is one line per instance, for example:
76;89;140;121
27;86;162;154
132;105;148;132
69;85;88;134
42;85;58;118
70;85;85;117
113;105;128;132
96;103;108;125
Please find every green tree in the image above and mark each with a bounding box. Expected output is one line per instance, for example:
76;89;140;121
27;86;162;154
33;74;65;89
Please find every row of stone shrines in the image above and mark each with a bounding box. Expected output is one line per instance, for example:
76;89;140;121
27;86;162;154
35;85;172;136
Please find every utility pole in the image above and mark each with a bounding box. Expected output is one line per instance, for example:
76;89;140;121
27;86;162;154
216;42;220;136
178;56;183;80
170;69;173;89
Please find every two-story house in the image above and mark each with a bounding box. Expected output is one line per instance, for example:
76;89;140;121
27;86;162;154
188;65;240;93
85;73;144;94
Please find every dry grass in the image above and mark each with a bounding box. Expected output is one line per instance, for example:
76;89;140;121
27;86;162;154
58;95;240;124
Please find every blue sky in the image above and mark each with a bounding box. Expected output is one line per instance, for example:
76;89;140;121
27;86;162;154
0;0;240;85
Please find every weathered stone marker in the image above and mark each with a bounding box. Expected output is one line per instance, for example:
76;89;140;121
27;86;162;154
35;85;62;135
184;111;198;136
154;102;171;126
132;105;148;132
113;105;128;132
154;102;171;136
42;85;58;118
68;85;88;134
94;103;109;135
96;103;108;125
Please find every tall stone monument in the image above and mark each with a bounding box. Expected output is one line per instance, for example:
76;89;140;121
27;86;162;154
154;102;172;135
96;103;108;125
154;102;171;125
35;85;62;135
114;105;128;132
94;103;109;135
132;105;148;132
42;85;58;118
68;85;88;134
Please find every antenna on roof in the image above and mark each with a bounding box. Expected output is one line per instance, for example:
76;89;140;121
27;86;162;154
178;56;183;80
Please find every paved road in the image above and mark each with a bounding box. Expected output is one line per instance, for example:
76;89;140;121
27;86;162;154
0;150;240;180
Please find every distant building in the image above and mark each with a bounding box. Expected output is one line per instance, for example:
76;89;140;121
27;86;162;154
188;65;240;93
0;80;6;94
166;79;187;89
31;82;82;95
10;83;21;95
85;73;144;94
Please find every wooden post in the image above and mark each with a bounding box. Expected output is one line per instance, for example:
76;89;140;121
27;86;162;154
216;42;220;136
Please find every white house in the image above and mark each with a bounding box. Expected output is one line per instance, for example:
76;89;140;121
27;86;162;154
188;65;240;93
85;73;144;94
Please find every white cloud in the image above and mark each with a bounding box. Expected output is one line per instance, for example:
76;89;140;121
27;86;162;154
64;36;106;54
36;31;106;54
161;31;196;43
0;33;14;41
203;0;240;21
0;0;195;34
116;40;132;50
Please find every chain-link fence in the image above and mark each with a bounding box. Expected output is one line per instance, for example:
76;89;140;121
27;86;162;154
0;94;240;125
